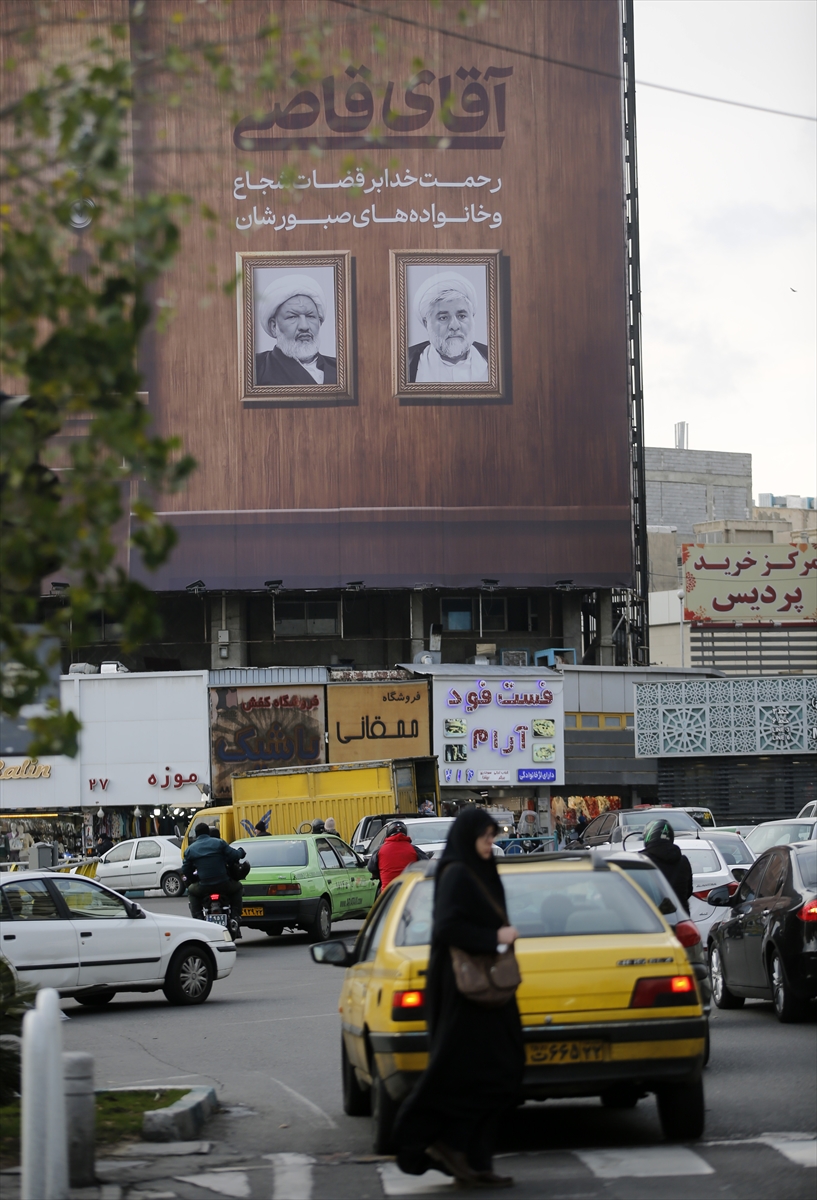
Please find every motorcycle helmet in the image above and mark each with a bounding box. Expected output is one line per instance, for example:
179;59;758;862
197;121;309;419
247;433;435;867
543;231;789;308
311;818;326;834
386;821;408;837
643;819;675;845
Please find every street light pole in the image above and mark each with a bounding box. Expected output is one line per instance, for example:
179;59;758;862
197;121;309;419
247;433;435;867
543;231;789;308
677;589;685;669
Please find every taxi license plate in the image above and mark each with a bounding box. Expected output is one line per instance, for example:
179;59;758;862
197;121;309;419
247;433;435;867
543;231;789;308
526;1041;608;1065
242;906;265;917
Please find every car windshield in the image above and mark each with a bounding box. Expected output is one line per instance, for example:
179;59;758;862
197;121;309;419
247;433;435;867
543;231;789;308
794;847;817;889
745;823;815;854
679;847;721;874
503;870;664;937
240;840;309;867
708;834;753;866
686;810;715;828
406;821;452;845
620;810;700;833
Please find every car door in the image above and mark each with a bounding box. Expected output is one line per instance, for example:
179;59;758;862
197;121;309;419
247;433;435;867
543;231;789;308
0;877;80;989
343;886;402;1073
314;837;348;918
742;849;789;990
721;857;770;987
95;840;135;890
130;838;164;891
51;876;162;987
327;836;377;915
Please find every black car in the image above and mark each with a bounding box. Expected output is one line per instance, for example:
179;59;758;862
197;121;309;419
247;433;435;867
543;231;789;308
571;806;702;848
707;841;817;1023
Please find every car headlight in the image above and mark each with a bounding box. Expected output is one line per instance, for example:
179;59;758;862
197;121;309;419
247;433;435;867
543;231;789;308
223;930;233;943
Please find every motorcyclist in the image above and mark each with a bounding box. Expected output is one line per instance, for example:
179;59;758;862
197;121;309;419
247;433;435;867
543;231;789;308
370;821;423;890
183;823;246;927
639;819;694;914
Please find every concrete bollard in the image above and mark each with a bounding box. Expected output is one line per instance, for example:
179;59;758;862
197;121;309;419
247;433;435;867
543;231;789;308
63;1052;95;1186
21;989;68;1200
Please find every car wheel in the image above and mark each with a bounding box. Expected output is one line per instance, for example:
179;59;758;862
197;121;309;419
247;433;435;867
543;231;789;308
709;945;744;1009
370;1057;398;1154
656;1078;705;1141
769;950;807;1024
163;945;214;1005
342;1040;371;1116
601;1086;640;1109
75;991;116;1007
307;898;332;943
265;924;285;937
161;871;185;897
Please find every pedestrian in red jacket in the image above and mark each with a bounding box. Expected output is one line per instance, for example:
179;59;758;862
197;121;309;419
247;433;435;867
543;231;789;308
377;822;420;889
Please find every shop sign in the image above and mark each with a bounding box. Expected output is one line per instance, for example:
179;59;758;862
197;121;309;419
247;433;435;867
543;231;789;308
0;759;51;780
209;686;326;799
327;683;430;763
432;674;565;787
683;542;817;622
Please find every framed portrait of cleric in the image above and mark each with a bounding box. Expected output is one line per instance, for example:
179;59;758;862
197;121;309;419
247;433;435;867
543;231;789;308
390;250;503;401
236;251;353;404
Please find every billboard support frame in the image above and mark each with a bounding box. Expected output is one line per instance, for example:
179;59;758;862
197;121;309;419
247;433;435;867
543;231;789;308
623;0;649;665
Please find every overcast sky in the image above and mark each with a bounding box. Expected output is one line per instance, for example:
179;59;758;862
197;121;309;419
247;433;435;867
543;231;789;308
633;0;816;500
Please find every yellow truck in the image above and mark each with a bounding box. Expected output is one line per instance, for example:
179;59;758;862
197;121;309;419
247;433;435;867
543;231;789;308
181;757;439;850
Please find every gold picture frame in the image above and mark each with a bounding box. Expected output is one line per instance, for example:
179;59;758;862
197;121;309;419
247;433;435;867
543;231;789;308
236;250;354;404
390;249;503;401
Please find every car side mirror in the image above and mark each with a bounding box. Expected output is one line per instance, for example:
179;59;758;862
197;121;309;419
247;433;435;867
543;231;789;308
730;867;748;883
658;896;677;916
127;901;146;919
707;884;732;907
310;940;354;967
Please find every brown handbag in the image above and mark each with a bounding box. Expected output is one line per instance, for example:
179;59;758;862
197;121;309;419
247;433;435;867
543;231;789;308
448;872;522;1007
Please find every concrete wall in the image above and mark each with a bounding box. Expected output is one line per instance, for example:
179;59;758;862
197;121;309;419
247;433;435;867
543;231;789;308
644;447;752;541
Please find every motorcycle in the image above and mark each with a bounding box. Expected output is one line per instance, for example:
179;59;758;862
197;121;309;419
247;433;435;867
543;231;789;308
201;888;241;940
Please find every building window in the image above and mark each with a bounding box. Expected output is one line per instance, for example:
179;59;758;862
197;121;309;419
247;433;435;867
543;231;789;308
441;598;473;632
275;600;340;637
481;597;507;632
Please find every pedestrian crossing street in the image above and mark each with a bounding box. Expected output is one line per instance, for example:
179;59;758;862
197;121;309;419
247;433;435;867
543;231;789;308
119;1137;817;1200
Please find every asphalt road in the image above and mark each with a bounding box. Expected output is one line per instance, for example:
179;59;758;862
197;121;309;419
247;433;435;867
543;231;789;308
55;895;816;1200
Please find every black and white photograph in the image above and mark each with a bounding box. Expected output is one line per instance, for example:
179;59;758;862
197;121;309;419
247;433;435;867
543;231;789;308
236;251;353;403
390;250;503;400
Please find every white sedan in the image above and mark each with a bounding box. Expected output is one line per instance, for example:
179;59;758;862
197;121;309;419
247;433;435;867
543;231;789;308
94;835;186;897
0;870;235;1006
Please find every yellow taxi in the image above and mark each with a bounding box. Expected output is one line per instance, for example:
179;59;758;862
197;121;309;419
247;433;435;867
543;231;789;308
311;852;706;1152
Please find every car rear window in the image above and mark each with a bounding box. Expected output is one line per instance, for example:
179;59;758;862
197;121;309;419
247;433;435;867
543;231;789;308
746;824;815;854
407;821;452;845
241;840;309;868
709;835;753;866
504;870;664;938
394;879;434;946
795;847;817;889
680;847;721;874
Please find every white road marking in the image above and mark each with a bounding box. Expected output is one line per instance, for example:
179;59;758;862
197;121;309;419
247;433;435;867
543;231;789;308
761;1139;817;1168
267;1078;338;1128
576;1146;714;1178
176;1172;251;1198
266;1153;315;1200
378;1162;454;1195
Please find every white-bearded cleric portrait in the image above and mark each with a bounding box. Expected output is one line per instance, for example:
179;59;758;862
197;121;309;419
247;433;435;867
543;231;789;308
409;272;489;384
255;273;337;386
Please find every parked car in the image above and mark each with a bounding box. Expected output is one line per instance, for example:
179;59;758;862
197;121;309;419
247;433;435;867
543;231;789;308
0;870;236;1005
312;854;707;1151
93;835;186;897
707;841;817;1022
593;848;712;1018
572;806;703;848
797;801;817;819
744;819;817;856
236;833;377;941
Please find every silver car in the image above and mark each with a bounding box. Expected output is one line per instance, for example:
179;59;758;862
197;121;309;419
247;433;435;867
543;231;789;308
93;835;186;897
745;818;817;856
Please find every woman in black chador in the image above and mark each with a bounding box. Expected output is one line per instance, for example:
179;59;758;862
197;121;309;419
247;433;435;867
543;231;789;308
393;806;524;1188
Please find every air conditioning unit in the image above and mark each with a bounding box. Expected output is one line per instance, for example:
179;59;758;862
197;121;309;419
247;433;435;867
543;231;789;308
100;661;129;674
500;649;529;667
68;662;98;674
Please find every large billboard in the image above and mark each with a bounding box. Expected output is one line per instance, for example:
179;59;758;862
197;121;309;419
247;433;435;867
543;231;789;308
132;0;633;591
683;544;817;623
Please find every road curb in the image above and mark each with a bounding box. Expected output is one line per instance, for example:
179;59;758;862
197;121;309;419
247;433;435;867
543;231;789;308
139;1087;219;1142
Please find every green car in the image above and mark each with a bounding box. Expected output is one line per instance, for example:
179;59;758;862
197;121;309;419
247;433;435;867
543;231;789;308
234;834;378;941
